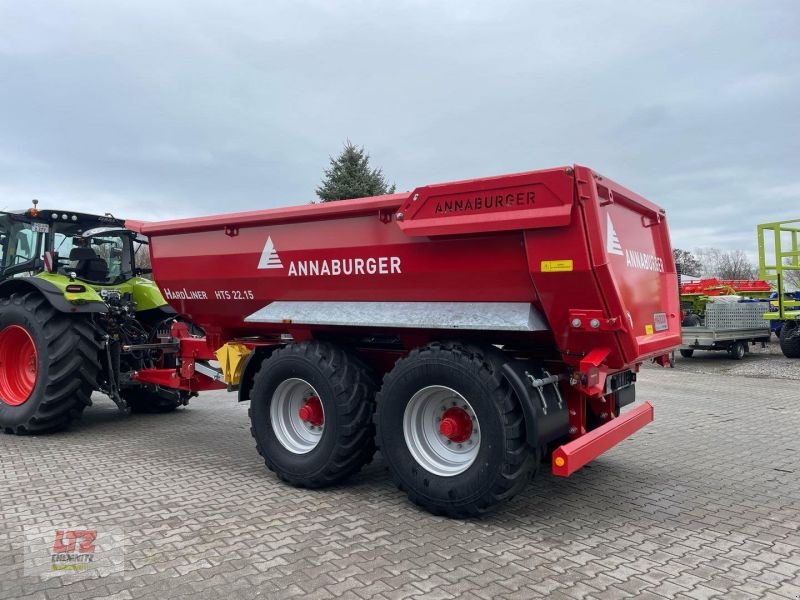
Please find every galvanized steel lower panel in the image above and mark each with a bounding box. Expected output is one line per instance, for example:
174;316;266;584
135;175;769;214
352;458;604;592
245;301;549;332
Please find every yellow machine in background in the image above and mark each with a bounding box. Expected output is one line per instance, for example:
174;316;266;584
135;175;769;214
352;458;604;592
758;218;800;357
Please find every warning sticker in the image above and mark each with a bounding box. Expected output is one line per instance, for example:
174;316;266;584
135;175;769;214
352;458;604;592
541;260;573;272
653;312;668;332
645;324;654;335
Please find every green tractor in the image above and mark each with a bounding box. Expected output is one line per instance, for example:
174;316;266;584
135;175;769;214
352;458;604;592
0;204;192;434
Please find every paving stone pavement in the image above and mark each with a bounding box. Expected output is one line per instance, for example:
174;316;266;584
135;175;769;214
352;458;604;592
1;368;799;600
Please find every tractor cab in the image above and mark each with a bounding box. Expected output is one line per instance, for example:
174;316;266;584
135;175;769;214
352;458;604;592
0;208;149;285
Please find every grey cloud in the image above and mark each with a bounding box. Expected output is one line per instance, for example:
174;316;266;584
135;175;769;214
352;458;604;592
0;0;798;256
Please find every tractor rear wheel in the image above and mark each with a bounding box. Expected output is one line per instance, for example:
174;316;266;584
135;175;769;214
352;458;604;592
376;342;537;517
0;292;99;434
249;341;376;487
779;321;800;358
679;349;694;358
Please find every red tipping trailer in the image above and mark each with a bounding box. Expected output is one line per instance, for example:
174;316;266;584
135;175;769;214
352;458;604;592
128;165;679;516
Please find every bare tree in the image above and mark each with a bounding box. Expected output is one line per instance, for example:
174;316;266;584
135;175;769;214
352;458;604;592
783;258;800;290
717;250;757;280
673;249;702;276
694;247;757;280
695;248;722;278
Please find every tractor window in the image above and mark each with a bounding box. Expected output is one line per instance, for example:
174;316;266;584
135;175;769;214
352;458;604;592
0;216;41;275
11;229;36;265
53;228;134;285
133;238;152;277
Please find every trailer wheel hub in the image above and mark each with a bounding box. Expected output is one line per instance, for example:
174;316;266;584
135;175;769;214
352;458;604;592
298;396;324;426
270;378;325;454
403;385;480;477
439;407;473;443
0;325;38;406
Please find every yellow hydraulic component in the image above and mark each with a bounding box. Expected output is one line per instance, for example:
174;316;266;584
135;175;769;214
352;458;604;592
215;343;251;386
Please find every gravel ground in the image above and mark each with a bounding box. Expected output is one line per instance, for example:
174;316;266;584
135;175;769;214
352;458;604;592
643;336;800;380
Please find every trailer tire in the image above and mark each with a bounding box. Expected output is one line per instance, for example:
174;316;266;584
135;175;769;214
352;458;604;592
0;292;99;434
779;321;800;358
249;341;376;488
728;342;746;360
682;314;702;327
679;349;694;358
376;342;537;518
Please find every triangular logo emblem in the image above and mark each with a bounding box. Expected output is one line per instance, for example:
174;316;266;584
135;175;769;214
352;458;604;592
258;236;283;269
606;214;623;255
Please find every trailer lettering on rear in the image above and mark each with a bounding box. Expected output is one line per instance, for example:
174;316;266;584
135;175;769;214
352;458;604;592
434;189;536;215
624;249;665;273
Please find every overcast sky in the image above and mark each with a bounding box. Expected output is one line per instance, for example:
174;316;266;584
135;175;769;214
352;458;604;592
0;1;797;255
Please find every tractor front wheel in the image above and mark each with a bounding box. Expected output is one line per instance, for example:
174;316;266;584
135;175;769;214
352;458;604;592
0;292;99;434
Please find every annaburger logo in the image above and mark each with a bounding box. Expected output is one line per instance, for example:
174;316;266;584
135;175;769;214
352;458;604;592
606;213;665;273
434;190;536;214
606;214;623;256
258;236;283;269
257;236;402;276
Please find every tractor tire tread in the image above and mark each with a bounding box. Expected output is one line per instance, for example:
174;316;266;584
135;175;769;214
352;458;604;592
1;292;99;434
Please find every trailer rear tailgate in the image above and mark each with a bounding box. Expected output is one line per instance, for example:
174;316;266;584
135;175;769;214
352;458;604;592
578;167;681;364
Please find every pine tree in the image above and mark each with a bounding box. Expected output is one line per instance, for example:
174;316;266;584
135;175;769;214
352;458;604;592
316;141;396;202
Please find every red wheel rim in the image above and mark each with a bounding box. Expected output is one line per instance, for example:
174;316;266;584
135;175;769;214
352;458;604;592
0;325;39;406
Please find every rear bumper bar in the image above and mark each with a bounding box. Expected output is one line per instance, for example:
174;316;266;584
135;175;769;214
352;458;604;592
551;402;654;477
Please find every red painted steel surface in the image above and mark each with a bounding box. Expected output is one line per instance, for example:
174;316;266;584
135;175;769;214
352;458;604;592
127;165;681;372
132;367;225;392
551;401;654;477
133;321;226;392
